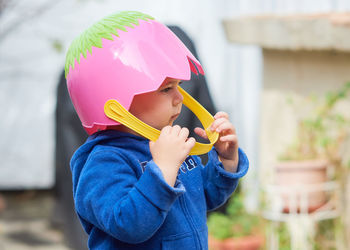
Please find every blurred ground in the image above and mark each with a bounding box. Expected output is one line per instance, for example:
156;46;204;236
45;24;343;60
0;191;71;250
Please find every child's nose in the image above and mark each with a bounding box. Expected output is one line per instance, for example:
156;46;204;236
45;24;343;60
173;88;183;106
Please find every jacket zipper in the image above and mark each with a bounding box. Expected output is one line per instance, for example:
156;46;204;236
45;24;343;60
179;195;203;249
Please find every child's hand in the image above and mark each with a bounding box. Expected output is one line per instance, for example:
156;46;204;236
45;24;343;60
194;112;239;173
150;125;196;186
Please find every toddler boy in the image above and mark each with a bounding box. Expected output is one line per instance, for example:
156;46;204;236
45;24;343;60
65;11;249;249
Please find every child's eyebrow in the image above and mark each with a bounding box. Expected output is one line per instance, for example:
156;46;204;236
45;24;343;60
167;80;181;85
162;81;177;87
159;79;181;89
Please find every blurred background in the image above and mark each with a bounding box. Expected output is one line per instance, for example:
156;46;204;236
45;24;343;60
1;0;350;249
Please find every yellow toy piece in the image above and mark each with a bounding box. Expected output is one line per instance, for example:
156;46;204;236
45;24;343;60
104;86;218;155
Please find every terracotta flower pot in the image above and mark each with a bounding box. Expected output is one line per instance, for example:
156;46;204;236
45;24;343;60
275;159;328;213
209;235;264;250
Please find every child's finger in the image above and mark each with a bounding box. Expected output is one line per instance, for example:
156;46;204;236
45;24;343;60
170;125;181;135
194;127;208;139
216;122;236;134
219;134;238;143
214;111;229;120
160;125;171;136
210;117;228;132
185;137;196;151
179;127;190;140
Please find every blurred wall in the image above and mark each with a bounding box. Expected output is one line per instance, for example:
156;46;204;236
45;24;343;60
260;49;350;183
1;0;350;193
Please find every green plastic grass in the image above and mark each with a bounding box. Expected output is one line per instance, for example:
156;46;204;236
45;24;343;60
65;11;154;78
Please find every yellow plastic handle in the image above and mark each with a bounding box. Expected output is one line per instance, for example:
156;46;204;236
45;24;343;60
104;86;218;155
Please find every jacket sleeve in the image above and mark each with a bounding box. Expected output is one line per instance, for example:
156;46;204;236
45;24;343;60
197;147;249;211
73;148;185;244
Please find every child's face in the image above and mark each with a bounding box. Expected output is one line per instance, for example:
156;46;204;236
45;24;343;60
129;78;183;130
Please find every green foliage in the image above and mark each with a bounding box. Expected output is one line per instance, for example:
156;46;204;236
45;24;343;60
314;219;339;250
273;223;290;250
64;11;154;78
207;194;262;240
207;213;233;239
279;82;350;164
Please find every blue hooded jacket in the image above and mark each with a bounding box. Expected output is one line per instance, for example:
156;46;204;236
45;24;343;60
70;130;249;249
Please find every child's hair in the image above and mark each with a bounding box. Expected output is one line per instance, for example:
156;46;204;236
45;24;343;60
65;11;203;135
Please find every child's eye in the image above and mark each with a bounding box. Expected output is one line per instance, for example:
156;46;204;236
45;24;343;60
161;87;173;93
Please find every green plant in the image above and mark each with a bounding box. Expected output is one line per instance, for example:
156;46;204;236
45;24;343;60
207;194;262;240
270;222;290;250
279;82;350;168
314;218;344;250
